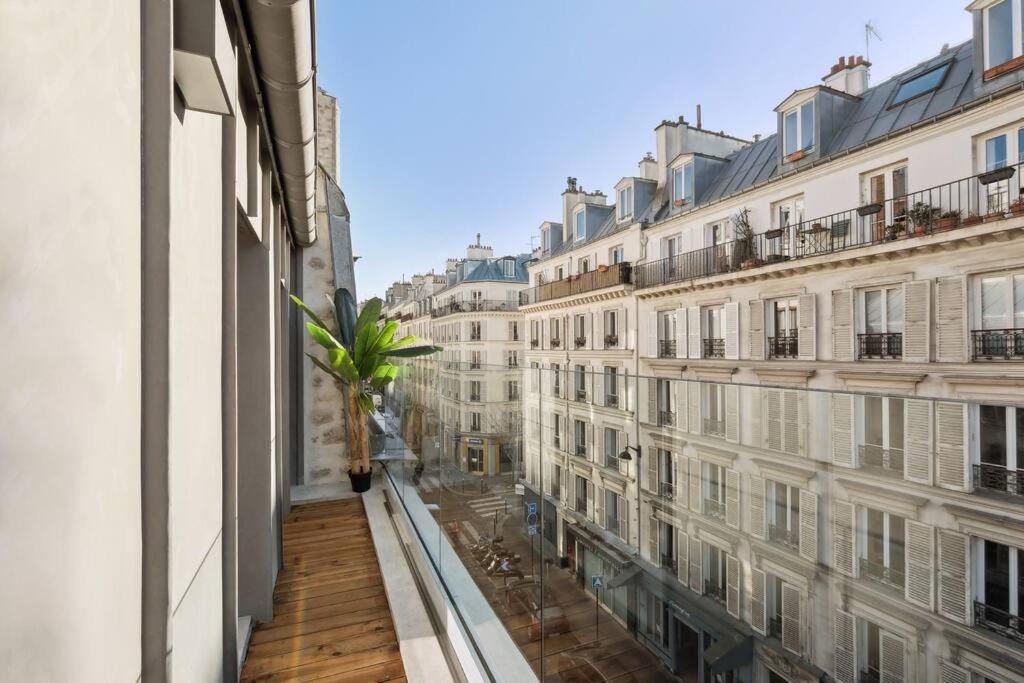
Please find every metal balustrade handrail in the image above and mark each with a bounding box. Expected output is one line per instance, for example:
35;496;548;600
431;299;520;318
973;462;1024;496
973;328;1024;360
634;161;1024;290
520;261;632;305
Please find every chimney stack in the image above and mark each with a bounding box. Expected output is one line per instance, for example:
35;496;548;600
638;152;658;181
823;54;870;96
696;104;702;130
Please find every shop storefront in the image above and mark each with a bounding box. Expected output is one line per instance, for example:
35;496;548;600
564;522;632;626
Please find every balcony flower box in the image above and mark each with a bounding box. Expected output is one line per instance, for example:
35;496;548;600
604;334;619;348
530;339;539;348
937;211;961;231
785;149;807;163
574;336;587;348
857;202;884;217
551;338;561;349
963;213;983;227
985;208;1006;223
763;228;784;240
979;166;1016;185
1011;198;1024;216
597;264;608;273
673;198;688;208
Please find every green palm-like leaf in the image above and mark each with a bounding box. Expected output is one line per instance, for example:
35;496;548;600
356;392;375;414
370;364;398;389
368;321;399;355
354;298;382;338
333;287;358;349
327;347;359;383
379;334;418;352
291;294;331;333
305;353;344;383
307;321;342;350
354;323;376;373
381;345;443;358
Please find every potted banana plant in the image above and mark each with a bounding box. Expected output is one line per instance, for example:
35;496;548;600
292;289;441;493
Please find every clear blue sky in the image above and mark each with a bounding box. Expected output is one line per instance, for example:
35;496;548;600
315;1;971;300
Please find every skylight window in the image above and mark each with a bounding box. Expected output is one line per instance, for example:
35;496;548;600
890;63;950;106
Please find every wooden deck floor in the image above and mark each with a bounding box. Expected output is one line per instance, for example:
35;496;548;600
240;498;406;683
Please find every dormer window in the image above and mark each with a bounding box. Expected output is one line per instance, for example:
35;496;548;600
501;258;516;277
574;208;586;242
542;228;551;252
671;162;694;207
618;186;633;220
983;0;1021;71
783;100;814;157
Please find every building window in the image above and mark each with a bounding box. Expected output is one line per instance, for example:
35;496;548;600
768;297;799;358
657;310;676;357
502;258;516;277
671;162;694;206
603;427;619;468
556;265;565;280
604;310;619;347
984;0;1021;70
575;474;588;513
469;380;481;402
766;480;800;550
861;164;909;239
470;321;482;341
702;462;726;520
975;271;1024;359
976;404;1024;495
609;245;624;264
861;507;906;591
657;449;675;499
783;100;814;157
861;396;905;475
891;63;951;106
618;186;633;219
507;380;519;401
468;446;484;473
552;463;562;499
573;314;586;347
574;364;587;401
470;412;482;432
578;258;590;274
541;228;551;252
655;379;674;427
604;366;619;407
550;317;561;347
703;543;727;604
702;383;725;436
702;306;725;358
509;320;519;342
470;350;482;369
976;538;1024;640
551;363;561;398
858;286;903;359
574;419;587;458
658;520;676;571
552;411;561;449
605;489;624;538
574;208;586;242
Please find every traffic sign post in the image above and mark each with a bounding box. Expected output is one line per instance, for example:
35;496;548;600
592;576;604;643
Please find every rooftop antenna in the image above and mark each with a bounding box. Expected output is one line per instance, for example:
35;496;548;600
865;21;881;62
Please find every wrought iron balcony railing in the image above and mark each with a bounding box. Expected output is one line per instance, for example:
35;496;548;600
973;463;1024;496
575;389;588;402
604;393;619;408
860;444;905;475
432;299;519;317
858;332;902;359
575;444;587;459
859;557;905;590
657;410;674;427
768;335;799;359
973;328;1024;360
633;161;1024;290
860;666;882;683
658;481;675;501
704;498;725;521
520;261;632;305
574;336;587;349
703;417;725;437
658;340;677;358
767;522;799;550
660;555;677;572
975;600;1024;642
703;338;725;358
704;580;726;605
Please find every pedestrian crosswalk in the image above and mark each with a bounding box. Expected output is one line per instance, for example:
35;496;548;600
416;474;440;492
467;495;507;518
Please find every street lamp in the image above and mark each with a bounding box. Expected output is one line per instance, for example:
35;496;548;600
618;444;642;554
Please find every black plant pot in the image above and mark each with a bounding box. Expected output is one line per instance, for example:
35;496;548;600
857;202;883;217
979;166;1016;185
349;468;372;493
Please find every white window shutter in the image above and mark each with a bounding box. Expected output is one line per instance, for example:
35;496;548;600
782;584;802;655
689;458;702;513
936;275;967;362
879;631;906;683
647;448;658;494
687;381;701;435
832;500;857;577
798;490;818;563
936;402;968;491
647;516;659;563
831;393;856;467
750;568;766;634
903;399;933;485
937;529;971;624
783;390;804;456
765;389;783;452
748;475;765;539
904;520;934;610
595;485;604;527
675;307;688;358
677;530;689;584
676;455;689;509
638;377;652;425
688;536;702;591
726;554;740;618
832;289;855;361
938;660;971;683
675;380;689;432
726;468;740;529
646;311;658;359
725;384;739;443
749;299;765;360
586;481;595;520
619;497;628;540
797;293;817;360
587;423;595;462
594;310;603;347
902;280;931;362
567;470;575;505
724;301;740;360
594;367;604;407
833;610;857;683
687;306;701;358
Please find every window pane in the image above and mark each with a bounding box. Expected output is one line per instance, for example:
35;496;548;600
988;0;1014;67
865;396;883;448
865;290;883;333
784;110;798;155
800;101;814;149
886;288;904;333
892;167;907;198
891;64;950;105
980;405;1008;466
575;211;585;239
1015;275;1024;328
986;135;1008;171
889;398;904;451
673;168;683;201
684;163;695;202
982;276;1010;329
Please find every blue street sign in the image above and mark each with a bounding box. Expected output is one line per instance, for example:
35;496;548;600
592;575;603;589
526;512;538;526
526;502;537;515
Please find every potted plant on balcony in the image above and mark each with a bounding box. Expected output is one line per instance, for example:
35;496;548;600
963;212;983;227
604;334;619;348
732;207;763;269
574;336;587;348
884;223;902;241
907;201;940;235
292;290;441;493
1011;197;1024;217
937;209;961;231
673;198;688;208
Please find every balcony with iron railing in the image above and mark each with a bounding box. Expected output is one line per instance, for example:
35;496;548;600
575;388;588;402
704;580;726;605
860;444;905;476
432;299;519;318
551;337;562;349
658;340;676;358
575;444;587;459
767;616;783;639
975;600;1024;642
657;409;674;427
604;393;620;408
973;463;1024;496
704;497;725;521
574;335;587;349
859;557;905;591
768;335;798;359
658;481;675;501
767;522;798;551
633;162;1024;291
520;261;633;306
660;554;677;573
858;332;902;359
604;334;619;349
973;328;1024;360
703;338;725;358
703;417;725;437
860;666;882;683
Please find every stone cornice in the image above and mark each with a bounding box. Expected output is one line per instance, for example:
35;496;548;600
519;284;632;313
